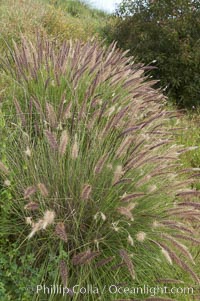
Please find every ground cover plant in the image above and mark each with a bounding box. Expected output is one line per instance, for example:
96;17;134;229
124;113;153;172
0;35;200;301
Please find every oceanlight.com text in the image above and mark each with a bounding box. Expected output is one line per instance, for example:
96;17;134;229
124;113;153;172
34;284;194;297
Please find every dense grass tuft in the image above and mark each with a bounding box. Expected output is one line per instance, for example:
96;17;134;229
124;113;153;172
0;36;199;300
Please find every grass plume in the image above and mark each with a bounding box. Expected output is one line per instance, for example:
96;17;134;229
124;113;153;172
0;35;199;300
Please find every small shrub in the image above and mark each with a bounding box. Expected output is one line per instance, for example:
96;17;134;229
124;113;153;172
0;36;200;300
42;5;99;42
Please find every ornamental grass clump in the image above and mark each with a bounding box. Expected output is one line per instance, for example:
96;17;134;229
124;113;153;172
0;36;200;300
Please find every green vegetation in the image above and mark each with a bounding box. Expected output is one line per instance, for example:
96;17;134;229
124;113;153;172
177;113;200;190
104;0;200;108
1;35;200;301
0;1;200;301
0;0;108;51
0;0;109;105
